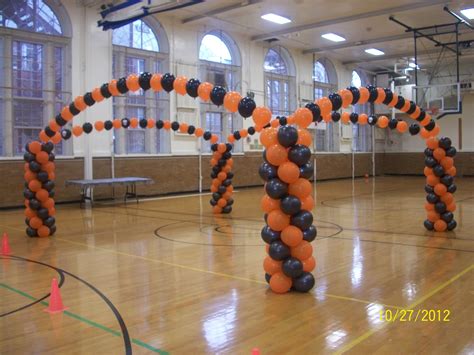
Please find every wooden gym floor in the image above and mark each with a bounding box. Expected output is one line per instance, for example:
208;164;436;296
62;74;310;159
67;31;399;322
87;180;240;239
0;176;473;354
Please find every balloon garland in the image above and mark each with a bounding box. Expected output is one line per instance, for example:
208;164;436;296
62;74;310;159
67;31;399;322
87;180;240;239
23;73;457;295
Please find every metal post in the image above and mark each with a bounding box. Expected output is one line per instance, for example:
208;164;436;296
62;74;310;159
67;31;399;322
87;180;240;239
456;23;460;83
198;139;202;193
372;125;375;177
414;33;418;88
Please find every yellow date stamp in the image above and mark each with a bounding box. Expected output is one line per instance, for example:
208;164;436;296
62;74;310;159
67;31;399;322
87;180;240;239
380;309;451;322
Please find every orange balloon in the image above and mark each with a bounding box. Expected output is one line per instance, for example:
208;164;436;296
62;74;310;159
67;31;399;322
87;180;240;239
281;225;303;247
420;115;431;127
446;202;456;212
223;91;242;113
278;162;300;184
49;120;60;132
179;123;189;133
51;132;61;144
28;141;42;154
427;211;440;222
288;178;312;199
341;112;351;125
198;82;213;102
25;208;36;219
287;115;295;125
397;121;408;133
29;217;43;229
92;87;104;102
410;106;421;120
259;128;277;148
173;76;188;95
424;202;435;211
294;108;313;128
263;256;282;275
271;119;280;128
210;134;219;144
36;189;49;202
43;198;55;209
48;172;55;180
317;97;332;117
38;225;50;237
266;144;288;166
74;96;87;111
338;89;353;108
434;183;447;196
108;79;120;96
358;114;368;125
388;93;398;107
24;170;36;182
302;256;316;272
147;118;155;128
126;74;140;92
423;167;433;177
72;126;83;137
43;161;55;173
210;185;218;193
433;148;446;161
39;130;49;143
322;113;331;123
113;119;122;129
441;193;454;205
377;116;389;128
440;156;454;170
426;175;439;186
290;240;313;260
150;73;163;91
163;121;171;130
28;180;42;192
401;100;411;113
297;129;312;146
94;121;104;131
301;195;315;211
429;125;440;137
426;137;439;149
239;129;248;138
420;128;430;139
434;220;447;232
358;87;370;104
36;151;49;164
267;209;290;231
48;207;56;216
61;106;73;121
374;87;386;104
127;118;137;128
226;185;234;193
217;143;227;153
252;107;272;127
269;272;292;294
261;194;280;213
217;198;227;208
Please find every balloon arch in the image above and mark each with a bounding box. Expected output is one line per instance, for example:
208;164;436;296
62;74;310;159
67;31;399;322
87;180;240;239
22;73;458;293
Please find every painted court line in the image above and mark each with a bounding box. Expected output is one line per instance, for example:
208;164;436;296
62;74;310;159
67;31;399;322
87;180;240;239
53;236;402;310
335;263;474;354
0;283;168;355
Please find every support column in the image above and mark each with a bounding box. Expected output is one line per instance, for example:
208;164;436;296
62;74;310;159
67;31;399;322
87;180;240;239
3;35;13;157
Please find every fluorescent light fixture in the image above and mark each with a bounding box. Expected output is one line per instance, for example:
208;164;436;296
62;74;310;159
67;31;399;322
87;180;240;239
409;62;417;68
321;33;346;42
460;8;474;19
365;48;385;56
261;13;291;24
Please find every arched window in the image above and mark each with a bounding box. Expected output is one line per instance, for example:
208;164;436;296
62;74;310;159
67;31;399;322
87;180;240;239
112;19;170;154
313;58;338;152
264;46;296;117
351;70;372;152
199;31;242;152
0;0;72;157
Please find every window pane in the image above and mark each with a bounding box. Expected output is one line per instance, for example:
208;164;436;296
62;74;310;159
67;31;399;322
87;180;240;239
112;20;159;52
264;49;287;75
12;41;43;98
351;71;362;88
0;0;62;35
199;34;232;64
313;61;328;83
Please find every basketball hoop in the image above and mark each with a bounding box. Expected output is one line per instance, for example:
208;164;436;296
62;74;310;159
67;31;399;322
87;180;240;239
428;106;440;116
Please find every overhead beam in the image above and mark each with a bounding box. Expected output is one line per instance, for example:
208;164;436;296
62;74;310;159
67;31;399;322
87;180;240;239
251;0;446;41
342;49;442;65
182;0;262;24
302;33;411;54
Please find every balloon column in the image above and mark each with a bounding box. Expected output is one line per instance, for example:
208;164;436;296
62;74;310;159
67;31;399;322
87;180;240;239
424;136;457;232
210;143;234;214
23;141;56;238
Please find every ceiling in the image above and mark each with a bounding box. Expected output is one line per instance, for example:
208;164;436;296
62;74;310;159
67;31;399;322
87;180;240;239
90;0;474;73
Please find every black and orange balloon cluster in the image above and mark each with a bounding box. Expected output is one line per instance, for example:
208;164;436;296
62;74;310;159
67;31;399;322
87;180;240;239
423;136;457;232
23;141;56;237
259;111;316;293
210;143;234;214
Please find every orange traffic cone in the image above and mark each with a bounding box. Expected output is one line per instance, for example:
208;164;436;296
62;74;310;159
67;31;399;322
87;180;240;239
44;278;68;314
1;232;11;255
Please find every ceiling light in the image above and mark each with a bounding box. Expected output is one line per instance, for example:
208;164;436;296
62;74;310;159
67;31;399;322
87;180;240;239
365;48;385;56
460;8;474;19
409;62;417;68
321;33;346;42
261;13;291;25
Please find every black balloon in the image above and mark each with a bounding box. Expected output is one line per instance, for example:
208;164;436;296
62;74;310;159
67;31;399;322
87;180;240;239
424;219;434;231
447;219;457;231
223;179;232;187
303;225;317;242
42;142;54;153
104;120;113;130
269;241;291;261
288;145;311;166
61;129;72;140
29;161;41;172
238;97;256;118
305;102;321;122
350;112;358;124
445;146;457;157
218;185;226;194
29;199;41;210
259;162;277;181
23;152;35;162
210;198;217;206
139;119;148;128
367;115;378;126
227;198;234;206
121;118;130;128
42;181;55;191
277;125;298;148
292;272;315;292
210;86;227;106
433;164;445;177
222;206;232;214
388;119;398;129
26;227;37;237
438;137;452;150
261;226;281;244
424;148;433;157
186;78;200;98
441;174;454;186
291;210;313;230
265;178;288;199
23;189;34;199
138;72;152;90
424;184;434;194
83;122;93;133
265;273;271;284
424;156;437;168
37;208;49;219
282;258;303;278
447;184;457;193
280;195;301;215
331;112;341;122
37;171;49;183
409;123;420;135
161;73;175;92
44;217;55;227
299;163;313;179
441;211;454;223
426;193;438;204
435;201;446;214
212;192;221;201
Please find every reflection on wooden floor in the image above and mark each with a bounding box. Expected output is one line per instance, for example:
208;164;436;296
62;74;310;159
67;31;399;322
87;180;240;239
1;176;473;354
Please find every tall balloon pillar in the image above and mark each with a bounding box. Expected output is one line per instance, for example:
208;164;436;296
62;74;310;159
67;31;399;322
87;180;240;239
209;143;234;214
23;141;57;237
258;108;317;293
423;136;457;232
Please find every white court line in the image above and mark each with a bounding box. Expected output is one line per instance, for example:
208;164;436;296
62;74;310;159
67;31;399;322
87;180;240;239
139;190;239;202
